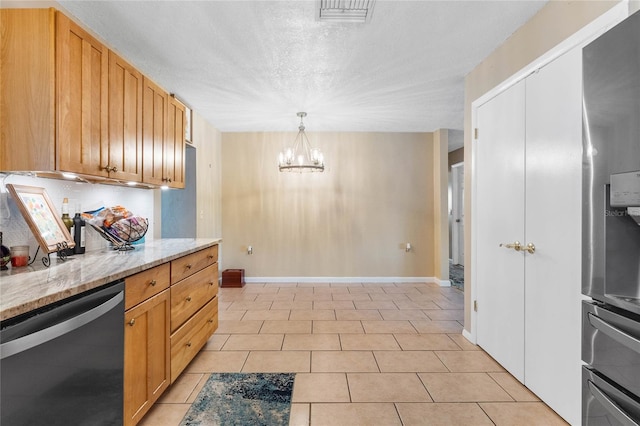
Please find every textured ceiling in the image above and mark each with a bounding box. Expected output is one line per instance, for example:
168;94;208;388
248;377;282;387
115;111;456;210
57;0;547;137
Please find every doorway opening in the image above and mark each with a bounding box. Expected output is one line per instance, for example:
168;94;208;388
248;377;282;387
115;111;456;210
449;162;464;290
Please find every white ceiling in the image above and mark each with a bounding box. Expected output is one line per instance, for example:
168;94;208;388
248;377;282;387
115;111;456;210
57;0;547;139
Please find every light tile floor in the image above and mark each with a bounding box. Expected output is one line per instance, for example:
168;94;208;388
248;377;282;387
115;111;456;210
139;282;568;425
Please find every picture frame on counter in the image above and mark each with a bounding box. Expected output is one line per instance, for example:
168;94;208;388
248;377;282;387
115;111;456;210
6;184;75;254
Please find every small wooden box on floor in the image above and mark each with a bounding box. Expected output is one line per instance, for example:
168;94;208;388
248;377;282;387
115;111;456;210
221;269;245;288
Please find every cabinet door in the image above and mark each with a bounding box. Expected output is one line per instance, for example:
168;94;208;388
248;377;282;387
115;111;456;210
475;80;526;381
524;47;582;426
108;51;143;182
142;78;168;186
166;97;186;189
0;9;56;172
124;290;170;426
56;12;108;177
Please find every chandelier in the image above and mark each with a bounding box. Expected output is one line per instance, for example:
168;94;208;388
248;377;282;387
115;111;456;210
278;112;325;172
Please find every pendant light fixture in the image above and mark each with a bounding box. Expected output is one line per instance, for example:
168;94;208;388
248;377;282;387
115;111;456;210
278;112;325;172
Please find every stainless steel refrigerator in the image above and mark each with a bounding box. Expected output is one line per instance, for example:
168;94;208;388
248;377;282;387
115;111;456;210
581;8;640;425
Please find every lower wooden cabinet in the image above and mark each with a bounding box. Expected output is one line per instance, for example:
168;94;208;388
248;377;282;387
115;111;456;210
170;297;219;383
124;289;170;426
123;245;219;425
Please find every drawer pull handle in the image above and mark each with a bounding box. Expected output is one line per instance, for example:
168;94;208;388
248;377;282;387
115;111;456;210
209;281;214;286
128;318;135;326
208;255;215;259
186;296;192;302
149;280;157;286
588;380;640;425
208;319;214;324
186;342;192;347
186;264;192;269
588;312;640;354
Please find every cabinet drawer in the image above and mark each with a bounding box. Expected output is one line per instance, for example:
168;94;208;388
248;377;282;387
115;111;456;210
170;297;218;383
125;263;170;310
170;264;218;332
171;245;218;284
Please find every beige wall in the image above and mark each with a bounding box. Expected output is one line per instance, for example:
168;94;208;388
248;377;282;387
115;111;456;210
192;111;222;239
463;0;622;332
433;130;449;282
221;131;436;279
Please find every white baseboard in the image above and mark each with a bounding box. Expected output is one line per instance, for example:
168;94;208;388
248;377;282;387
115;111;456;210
462;328;476;345
243;276;442;284
434;278;451;287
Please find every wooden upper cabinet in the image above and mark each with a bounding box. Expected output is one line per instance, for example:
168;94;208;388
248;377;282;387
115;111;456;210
142;81;186;188
166;97;186;189
56;12;109;177
142;77;168;186
1;8;179;188
0;9;56;171
108;51;143;182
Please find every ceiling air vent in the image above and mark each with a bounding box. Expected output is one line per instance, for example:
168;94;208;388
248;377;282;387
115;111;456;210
318;0;376;23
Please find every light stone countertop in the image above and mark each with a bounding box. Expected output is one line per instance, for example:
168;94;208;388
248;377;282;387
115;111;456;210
0;238;222;321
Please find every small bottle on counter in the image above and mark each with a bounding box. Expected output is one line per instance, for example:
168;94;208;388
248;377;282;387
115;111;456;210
73;205;86;254
61;198;74;255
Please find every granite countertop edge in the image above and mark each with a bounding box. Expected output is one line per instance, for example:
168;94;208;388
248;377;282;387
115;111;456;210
0;238;222;322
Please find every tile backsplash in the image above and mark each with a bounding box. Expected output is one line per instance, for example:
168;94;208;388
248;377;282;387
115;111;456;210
0;173;156;257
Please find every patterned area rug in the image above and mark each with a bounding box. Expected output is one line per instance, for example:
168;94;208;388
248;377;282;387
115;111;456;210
180;373;295;426
450;262;464;291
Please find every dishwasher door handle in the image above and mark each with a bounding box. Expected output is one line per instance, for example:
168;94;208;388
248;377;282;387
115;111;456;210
0;291;123;359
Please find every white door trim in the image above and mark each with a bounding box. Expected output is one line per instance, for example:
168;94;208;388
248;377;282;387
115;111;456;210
468;1;629;344
451;162;464;266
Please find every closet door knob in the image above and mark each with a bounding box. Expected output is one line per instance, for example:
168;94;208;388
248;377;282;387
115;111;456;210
524;243;535;254
499;241;521;252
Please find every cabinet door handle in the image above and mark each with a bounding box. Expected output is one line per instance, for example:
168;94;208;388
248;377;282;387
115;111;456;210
128;318;135;326
149;280;157;286
186;296;192;302
209;281;214;286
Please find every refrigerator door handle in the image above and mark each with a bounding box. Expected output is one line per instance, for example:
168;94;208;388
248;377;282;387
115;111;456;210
588;380;640;426
588;312;640;354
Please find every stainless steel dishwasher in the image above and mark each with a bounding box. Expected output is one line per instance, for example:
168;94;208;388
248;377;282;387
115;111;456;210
1;280;124;425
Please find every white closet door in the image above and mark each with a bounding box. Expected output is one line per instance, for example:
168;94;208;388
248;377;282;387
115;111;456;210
476;80;526;381
524;47;582;425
